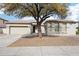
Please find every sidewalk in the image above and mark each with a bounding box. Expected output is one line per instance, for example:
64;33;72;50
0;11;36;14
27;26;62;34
0;46;79;56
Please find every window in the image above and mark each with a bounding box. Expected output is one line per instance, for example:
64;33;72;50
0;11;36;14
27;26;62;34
47;22;67;34
59;23;67;34
48;23;59;34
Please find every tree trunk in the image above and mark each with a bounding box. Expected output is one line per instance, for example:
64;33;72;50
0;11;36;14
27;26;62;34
37;23;42;38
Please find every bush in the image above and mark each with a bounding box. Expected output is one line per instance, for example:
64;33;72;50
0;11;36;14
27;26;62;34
76;31;79;34
76;27;79;34
76;27;79;31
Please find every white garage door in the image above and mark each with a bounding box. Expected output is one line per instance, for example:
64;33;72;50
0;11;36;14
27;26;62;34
10;26;31;35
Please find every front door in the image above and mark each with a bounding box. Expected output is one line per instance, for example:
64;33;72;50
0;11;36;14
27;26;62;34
33;25;35;33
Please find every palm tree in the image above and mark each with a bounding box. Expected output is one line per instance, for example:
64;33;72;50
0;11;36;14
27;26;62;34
0;3;68;38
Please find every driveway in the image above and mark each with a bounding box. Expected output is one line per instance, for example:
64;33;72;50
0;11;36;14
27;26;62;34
0;34;21;47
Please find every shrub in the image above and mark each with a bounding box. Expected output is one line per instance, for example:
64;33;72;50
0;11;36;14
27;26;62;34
76;27;79;34
76;31;79;34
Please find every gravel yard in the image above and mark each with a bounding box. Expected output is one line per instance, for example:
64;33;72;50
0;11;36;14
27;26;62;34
9;35;79;47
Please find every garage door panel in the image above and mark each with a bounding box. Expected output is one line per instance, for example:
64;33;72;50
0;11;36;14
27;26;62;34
10;27;31;35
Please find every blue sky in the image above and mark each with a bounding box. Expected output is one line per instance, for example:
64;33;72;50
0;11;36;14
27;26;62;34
0;14;18;20
0;3;79;21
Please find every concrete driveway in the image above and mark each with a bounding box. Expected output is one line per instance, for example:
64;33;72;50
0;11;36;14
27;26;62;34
0;34;79;56
0;34;21;47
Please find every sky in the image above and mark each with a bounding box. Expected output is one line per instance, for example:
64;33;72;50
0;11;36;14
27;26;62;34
0;3;79;21
66;3;79;21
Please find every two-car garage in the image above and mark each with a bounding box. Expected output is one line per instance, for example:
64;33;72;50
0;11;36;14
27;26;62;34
10;26;31;35
4;22;32;35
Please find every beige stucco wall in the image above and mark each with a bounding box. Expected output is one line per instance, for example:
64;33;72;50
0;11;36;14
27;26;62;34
35;26;45;33
66;23;77;35
46;22;77;36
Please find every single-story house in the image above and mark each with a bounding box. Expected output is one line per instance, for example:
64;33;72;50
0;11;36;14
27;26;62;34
3;19;78;36
0;18;8;34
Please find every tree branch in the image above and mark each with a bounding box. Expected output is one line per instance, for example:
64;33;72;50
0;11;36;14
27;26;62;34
20;4;38;21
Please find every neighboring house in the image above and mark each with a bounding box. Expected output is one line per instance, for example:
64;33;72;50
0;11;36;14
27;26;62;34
0;18;8;34
3;19;78;36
